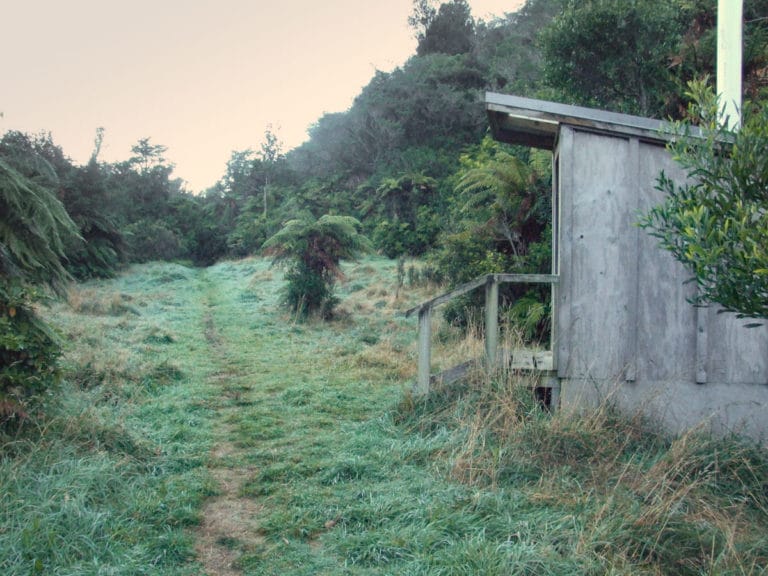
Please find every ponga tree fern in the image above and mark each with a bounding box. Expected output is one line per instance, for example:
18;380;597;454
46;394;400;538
0;158;79;422
263;215;371;318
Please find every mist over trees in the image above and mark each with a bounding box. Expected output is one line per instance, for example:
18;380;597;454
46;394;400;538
2;0;766;292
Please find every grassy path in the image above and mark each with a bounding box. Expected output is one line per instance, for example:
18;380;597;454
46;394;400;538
190;258;416;574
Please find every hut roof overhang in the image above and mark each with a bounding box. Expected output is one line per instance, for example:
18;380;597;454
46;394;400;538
485;92;674;151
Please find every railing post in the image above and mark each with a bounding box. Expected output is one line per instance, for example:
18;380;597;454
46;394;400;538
416;307;432;394
485;275;499;368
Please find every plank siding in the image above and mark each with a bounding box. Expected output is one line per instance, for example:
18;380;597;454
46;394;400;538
556;127;574;380
707;310;768;384
566;131;635;380
635;141;698;383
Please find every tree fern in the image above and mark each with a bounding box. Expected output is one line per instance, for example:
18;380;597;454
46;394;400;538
454;150;536;256
0;158;79;423
0;158;79;293
264;214;371;317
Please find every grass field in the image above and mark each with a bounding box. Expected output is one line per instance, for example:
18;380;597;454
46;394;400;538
2;257;767;575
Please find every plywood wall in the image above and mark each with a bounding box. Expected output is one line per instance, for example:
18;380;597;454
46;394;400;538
555;125;768;438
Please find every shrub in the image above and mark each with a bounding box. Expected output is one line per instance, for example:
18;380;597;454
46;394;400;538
0;281;61;424
640;82;768;319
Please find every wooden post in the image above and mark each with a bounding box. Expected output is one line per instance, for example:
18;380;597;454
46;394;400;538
696;305;708;384
717;0;743;128
416;307;432;394
485;276;499;368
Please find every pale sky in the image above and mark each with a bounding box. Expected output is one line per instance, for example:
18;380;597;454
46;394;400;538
3;0;526;192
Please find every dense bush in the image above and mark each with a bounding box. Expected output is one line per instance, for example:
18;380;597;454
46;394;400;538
0;159;76;423
123;219;183;263
0;282;61;424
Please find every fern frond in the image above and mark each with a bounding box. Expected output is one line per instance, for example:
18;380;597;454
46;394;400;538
0;158;80;293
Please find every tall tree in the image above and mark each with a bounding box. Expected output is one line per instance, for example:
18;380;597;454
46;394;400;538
129;137;168;174
415;0;476;56
259;125;284;218
408;0;438;41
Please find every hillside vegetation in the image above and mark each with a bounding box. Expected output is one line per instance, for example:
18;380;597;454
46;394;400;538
2;259;767;575
3;0;767;279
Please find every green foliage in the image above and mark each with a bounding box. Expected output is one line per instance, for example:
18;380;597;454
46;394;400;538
164;194;229;266
0;158;79;291
123;219;183;263
540;0;683;116
474;0;562;94
413;0;475;56
640;82;768;319
540;0;768;118
453;143;545;258
372;206;442;259
0;131;125;279
505;290;550;342
60;160;123;279
432;139;552;330
363;173;442;257
0;159;76;422
264;215;371;318
282;260;340;319
290;50;488;189
0;281;61;424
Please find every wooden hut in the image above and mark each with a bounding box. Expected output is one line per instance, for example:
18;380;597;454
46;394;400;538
485;92;768;439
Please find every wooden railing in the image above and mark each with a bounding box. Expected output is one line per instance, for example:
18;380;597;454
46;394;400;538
404;273;559;395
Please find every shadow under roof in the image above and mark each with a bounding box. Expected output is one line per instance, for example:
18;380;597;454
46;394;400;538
485;92;673;151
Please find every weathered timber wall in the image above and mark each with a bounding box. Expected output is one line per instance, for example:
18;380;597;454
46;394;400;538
556;125;768;439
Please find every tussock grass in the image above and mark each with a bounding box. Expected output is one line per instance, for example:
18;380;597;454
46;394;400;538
394;355;768;575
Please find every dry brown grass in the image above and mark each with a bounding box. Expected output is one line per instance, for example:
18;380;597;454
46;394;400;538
418;361;768;574
67;287;140;316
353;337;416;381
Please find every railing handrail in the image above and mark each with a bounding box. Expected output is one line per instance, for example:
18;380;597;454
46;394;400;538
407;272;560;395
404;273;559;318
